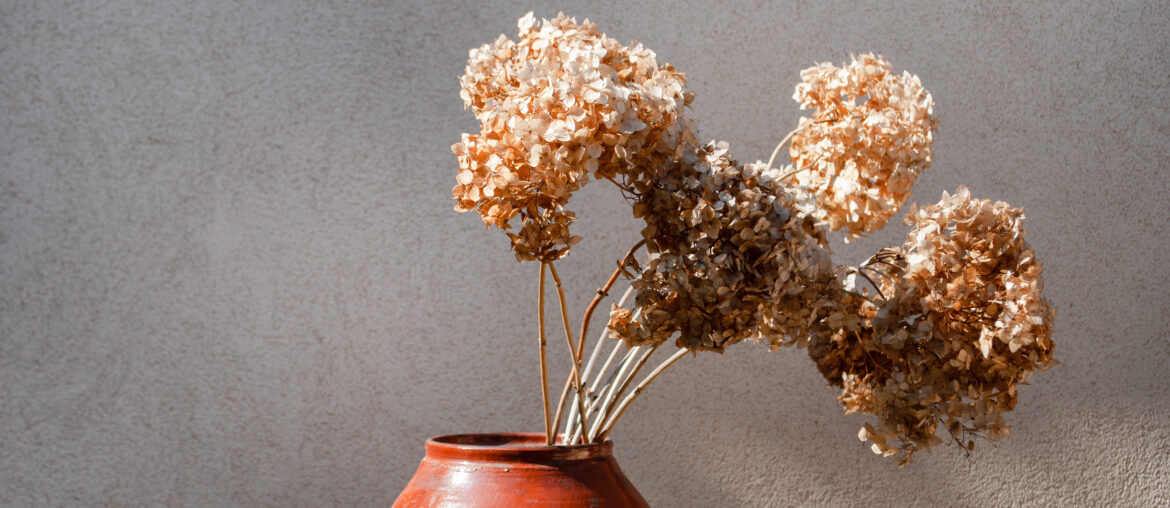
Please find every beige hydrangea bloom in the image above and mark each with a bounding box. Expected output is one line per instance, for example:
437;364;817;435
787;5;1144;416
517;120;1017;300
607;141;837;352
808;186;1055;465
788;54;937;239
453;12;698;261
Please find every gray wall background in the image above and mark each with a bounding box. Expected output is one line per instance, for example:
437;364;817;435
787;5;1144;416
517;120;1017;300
2;1;1168;506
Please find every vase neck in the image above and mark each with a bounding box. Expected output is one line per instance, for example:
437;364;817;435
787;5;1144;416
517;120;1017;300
425;433;613;464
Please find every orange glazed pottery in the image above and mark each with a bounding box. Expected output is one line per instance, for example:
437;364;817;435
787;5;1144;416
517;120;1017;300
393;433;649;507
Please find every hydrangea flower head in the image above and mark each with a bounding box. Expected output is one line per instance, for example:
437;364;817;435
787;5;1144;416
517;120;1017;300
453;12;697;261
788;54;937;239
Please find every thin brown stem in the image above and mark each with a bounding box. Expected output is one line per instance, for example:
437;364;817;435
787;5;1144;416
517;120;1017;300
586;346;641;442
577;240;645;365
546;262;590;444
763;110;837;175
776;165;807;182
589;339;627;396
568;340;626;444
551;376;574;443
763;123;806;175
774;156;822;183
563;285;636;439
582;286;632;381
863;248;903;266
554;241;644;442
604;175;636;196
865;258;904;272
570;341;627;444
569;312;636;443
849;267;887;301
594;343;659;439
537;263;552;445
860;264;897;287
597;347;690;441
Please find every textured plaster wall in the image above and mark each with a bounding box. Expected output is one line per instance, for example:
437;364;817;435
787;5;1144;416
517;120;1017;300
2;1;1168;506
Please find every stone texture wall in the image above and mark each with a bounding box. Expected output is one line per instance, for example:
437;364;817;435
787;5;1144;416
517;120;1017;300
2;1;1167;506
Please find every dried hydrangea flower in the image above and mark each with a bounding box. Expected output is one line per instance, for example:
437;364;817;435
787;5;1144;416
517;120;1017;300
608;141;837;352
808;186;1055;464
453;12;697;261
787;54;937;239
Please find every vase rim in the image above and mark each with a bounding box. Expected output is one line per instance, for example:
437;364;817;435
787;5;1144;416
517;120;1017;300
425;432;614;463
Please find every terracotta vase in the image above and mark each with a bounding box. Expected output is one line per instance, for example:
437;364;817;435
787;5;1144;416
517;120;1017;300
393;433;649;507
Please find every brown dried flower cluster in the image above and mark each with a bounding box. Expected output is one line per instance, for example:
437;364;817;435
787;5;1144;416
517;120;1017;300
808;186;1056;464
453;12;697;261
607;142;837;352
788;54;937;239
450;16;1054;464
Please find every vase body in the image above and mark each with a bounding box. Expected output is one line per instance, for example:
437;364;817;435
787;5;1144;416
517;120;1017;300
393;433;649;507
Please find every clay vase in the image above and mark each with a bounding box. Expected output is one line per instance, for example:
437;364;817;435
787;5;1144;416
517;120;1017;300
393;433;649;507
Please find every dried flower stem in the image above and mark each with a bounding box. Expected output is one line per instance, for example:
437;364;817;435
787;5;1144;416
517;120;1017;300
551;370;576;443
593;343;659;439
591;340;627;393
567;340;629;444
775;157;820;182
563;285;636;439
763;121;808;175
583;286;633;381
585;346;642;442
537;263;552;445
763;111;835;175
860;265;897;294
577;240;645;367
588;337;631;400
554;242;643;443
546;262;591;444
596;347;690;441
847;266;887;302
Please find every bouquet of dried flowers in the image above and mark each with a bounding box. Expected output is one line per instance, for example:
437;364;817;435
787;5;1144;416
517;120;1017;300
451;12;1055;465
